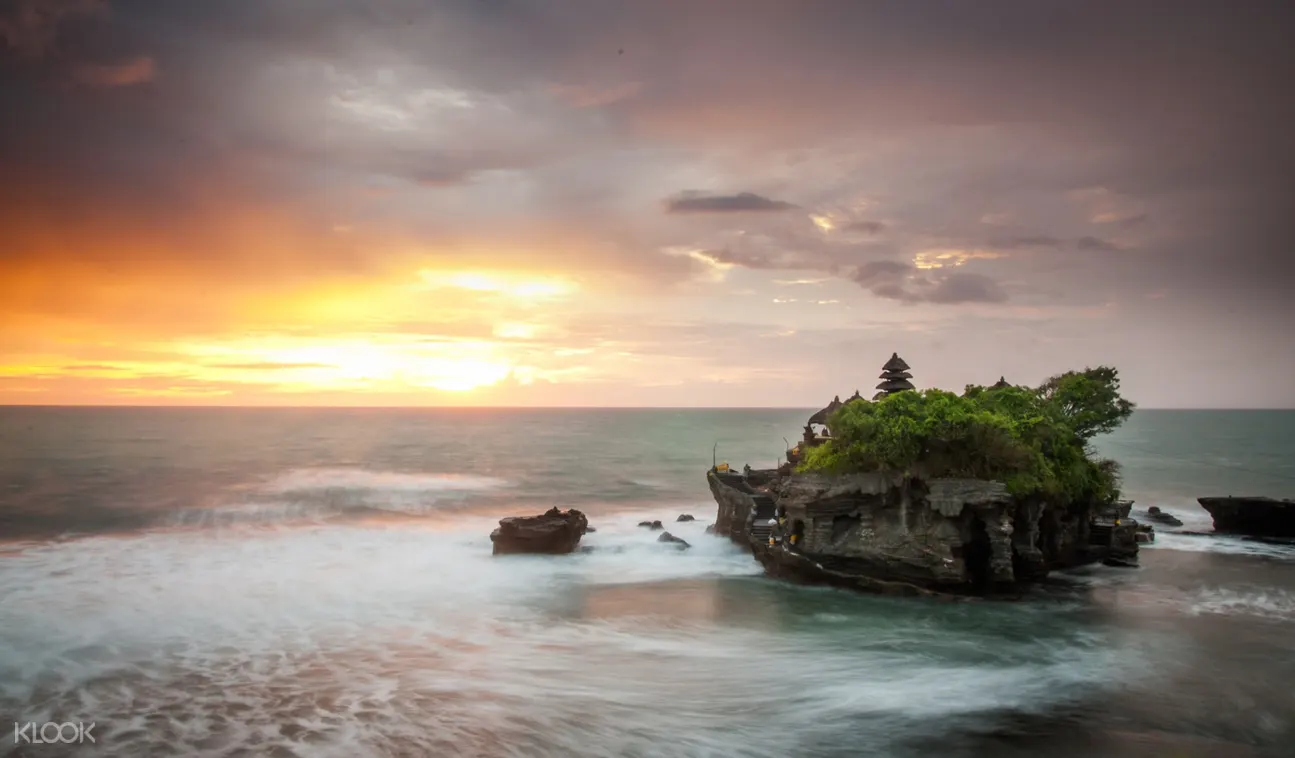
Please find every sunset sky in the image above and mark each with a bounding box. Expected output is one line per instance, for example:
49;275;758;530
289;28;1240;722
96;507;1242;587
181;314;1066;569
2;0;1292;407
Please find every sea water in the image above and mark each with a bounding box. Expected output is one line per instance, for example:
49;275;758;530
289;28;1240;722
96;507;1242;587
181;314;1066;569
0;407;1292;757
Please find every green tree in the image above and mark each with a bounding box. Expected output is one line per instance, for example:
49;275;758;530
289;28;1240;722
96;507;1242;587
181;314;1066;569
1035;366;1135;440
798;364;1135;503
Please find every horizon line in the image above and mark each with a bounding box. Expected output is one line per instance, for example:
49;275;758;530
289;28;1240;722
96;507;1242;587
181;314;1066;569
2;404;1293;412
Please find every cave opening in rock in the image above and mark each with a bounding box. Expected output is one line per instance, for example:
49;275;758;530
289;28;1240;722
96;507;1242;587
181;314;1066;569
790;519;805;548
1039;509;1059;563
964;516;993;590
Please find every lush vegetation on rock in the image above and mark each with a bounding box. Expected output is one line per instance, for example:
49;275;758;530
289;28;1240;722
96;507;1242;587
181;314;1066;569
798;367;1134;502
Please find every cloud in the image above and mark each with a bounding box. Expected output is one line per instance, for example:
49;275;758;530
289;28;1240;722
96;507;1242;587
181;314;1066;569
850;260;1007;304
1092;212;1149;228
0;0;103;59
1076;236;1121;252
74;56;156;87
843;220;886;234
689;248;784;270
852;260;913;283
925;272;1008;304
2;0;1294;406
664;192;798;214
208;362;335;371
988;235;1063;249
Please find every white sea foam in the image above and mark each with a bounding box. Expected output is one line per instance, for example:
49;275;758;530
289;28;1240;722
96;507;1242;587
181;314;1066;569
0;512;1135;757
1188;587;1295;621
1146;531;1295;560
1136;502;1216;532
164;469;515;529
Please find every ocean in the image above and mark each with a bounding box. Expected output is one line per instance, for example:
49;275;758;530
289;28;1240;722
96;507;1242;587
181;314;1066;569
0;407;1292;757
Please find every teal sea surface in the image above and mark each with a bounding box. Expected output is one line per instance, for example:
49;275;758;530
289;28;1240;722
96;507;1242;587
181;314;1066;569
1;407;1292;757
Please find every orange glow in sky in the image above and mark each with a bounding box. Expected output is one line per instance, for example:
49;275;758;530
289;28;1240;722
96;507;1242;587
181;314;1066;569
5;0;1293;408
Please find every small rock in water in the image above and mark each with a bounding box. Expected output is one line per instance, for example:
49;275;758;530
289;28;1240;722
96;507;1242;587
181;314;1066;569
490;507;588;556
658;531;691;549
584;526;597;533
704;523;716;535
1145;506;1184;527
676;514;696;522
638;520;664;530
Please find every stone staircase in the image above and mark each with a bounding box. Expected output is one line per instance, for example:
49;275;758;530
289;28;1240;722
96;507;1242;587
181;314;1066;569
748;495;778;545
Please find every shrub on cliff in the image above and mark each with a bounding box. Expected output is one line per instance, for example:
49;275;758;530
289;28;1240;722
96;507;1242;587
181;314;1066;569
799;366;1133;502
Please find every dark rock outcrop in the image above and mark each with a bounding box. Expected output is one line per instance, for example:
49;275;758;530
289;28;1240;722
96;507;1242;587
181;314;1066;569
676;514;696;522
638;520;664;530
1198;497;1295;537
709;467;1140;597
657;531;691;549
1144;506;1184;527
490;507;588;556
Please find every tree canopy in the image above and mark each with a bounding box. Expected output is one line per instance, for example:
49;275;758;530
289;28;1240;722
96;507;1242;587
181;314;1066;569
798;365;1135;502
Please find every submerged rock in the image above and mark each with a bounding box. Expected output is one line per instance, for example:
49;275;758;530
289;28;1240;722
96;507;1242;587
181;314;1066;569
704;523;717;535
657;531;691;549
676;514;696;522
490;507;588;556
1198;496;1295;538
1144;506;1184;527
638;520;664;530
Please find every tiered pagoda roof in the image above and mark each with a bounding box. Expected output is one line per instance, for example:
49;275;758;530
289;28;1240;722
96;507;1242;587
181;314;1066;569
807;395;843;426
991;376;1012;390
873;352;916;400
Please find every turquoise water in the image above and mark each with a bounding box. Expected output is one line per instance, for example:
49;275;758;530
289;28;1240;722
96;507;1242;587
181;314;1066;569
0;408;1292;757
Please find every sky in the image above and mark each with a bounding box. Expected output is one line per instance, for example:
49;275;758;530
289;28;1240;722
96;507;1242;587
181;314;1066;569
1;0;1292;408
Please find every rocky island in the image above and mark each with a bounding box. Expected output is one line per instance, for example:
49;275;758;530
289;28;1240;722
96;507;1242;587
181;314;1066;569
707;354;1142;597
1197;496;1295;538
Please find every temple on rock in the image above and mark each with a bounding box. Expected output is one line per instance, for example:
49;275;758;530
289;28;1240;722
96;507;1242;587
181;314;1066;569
710;351;1141;598
991;376;1012;389
873;352;916;400
786;354;916;466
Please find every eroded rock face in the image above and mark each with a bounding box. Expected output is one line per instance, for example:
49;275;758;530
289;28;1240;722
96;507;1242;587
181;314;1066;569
773;473;1015;591
1198;497;1295;537
490;507;588;556
710;469;1138;596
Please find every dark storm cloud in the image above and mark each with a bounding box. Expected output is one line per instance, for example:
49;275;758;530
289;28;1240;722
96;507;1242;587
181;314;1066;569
665;192;798;214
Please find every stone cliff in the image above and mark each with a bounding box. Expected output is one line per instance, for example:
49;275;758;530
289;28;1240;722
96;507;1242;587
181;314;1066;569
1198;496;1295;538
708;467;1139;596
